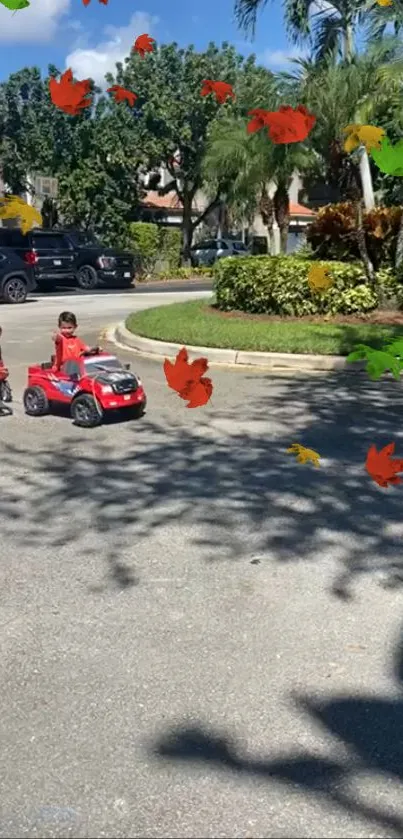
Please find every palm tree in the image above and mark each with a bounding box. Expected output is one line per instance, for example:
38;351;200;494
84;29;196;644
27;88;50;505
235;0;401;60
202;114;315;253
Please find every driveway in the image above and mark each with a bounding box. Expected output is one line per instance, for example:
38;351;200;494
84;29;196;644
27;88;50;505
1;290;403;838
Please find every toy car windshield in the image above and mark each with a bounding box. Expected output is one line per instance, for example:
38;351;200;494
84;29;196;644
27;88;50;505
83;356;123;376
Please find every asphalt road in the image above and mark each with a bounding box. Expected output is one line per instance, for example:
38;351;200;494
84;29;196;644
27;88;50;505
2;289;403;839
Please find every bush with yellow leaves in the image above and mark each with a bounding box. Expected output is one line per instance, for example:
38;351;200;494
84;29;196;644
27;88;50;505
306;202;402;269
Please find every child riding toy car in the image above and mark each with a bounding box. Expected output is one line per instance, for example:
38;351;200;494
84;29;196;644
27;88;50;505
23;347;146;428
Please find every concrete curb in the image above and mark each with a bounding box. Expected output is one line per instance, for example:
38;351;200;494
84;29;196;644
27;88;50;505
111;322;361;372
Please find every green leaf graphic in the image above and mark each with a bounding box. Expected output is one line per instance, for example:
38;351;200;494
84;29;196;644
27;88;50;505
371;137;403;177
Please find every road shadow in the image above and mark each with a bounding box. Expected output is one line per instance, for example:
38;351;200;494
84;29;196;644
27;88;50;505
1;368;403;593
149;622;403;837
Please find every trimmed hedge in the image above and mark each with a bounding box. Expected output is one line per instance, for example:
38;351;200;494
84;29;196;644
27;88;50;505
213;255;394;316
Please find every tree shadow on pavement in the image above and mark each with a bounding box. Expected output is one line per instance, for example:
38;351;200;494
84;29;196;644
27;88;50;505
150;621;403;838
1;368;403;593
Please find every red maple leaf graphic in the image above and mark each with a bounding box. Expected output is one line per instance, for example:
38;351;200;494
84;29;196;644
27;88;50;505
200;80;235;104
49;69;92;116
107;85;137;107
365;442;403;488
163;347;213;409
264;105;316;144
133;33;156;58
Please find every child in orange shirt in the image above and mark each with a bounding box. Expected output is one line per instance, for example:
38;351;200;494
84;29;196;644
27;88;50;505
52;311;100;369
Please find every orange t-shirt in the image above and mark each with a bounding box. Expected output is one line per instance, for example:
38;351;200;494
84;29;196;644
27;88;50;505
53;334;88;369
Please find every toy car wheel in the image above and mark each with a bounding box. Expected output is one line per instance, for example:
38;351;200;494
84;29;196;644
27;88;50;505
71;393;103;427
0;380;12;402
2;276;28;304
126;403;145;419
23;386;49;416
76;265;98;291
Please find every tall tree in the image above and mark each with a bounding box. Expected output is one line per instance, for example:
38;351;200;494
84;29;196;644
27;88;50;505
107;41;273;263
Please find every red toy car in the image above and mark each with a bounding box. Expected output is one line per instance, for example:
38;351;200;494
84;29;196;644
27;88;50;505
23;348;147;427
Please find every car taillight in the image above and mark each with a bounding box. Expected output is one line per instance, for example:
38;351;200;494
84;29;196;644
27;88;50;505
24;250;38;265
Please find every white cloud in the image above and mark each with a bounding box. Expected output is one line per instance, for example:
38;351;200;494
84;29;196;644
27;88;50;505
259;48;307;68
65;11;159;87
0;0;71;43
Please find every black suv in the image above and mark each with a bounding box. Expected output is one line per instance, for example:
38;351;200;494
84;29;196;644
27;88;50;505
0;227;136;291
0;247;36;303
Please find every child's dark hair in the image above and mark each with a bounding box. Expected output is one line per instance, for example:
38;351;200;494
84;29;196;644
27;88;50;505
58;311;77;327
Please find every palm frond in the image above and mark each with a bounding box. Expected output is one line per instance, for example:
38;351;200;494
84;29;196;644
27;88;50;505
234;0;270;37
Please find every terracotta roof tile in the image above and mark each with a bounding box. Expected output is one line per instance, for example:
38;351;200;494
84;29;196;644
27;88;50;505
142;191;316;217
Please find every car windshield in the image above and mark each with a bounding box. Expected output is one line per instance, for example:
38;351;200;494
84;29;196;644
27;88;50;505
68;231;102;247
84;357;123;376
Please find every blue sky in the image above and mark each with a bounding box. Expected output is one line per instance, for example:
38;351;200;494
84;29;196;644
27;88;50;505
0;0;302;85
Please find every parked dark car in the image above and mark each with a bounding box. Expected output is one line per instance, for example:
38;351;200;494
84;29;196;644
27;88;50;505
0;227;136;291
0;247;36;304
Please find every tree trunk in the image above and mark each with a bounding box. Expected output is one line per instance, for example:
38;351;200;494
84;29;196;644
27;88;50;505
273;183;290;254
343;22;354;62
181;192;193;266
358;146;375;211
259;183;275;255
355;198;375;285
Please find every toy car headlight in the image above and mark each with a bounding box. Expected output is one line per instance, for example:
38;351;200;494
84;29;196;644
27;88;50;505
101;385;113;394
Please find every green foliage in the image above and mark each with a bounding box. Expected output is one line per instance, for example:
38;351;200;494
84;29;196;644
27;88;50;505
128;222;160;273
346;343;403;379
159;227;182;270
127;223;183;275
213;254;381;315
306;202;403;268
154;266;213;279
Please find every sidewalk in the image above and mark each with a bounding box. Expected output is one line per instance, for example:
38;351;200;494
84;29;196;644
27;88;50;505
107;321;358;372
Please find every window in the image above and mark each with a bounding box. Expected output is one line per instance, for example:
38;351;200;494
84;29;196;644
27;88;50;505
232;242;247;252
0;229;26;247
218;241;229;250
32;233;70;250
197;240;217;250
67;231;101;247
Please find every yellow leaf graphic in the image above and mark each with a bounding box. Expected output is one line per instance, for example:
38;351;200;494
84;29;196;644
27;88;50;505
286;443;321;467
307;264;333;293
0;195;42;234
376;0;392;6
342;124;385;154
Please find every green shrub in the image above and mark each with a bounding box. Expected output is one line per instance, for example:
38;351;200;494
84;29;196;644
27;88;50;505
159;227;182;271
213;255;381;316
128;222;160;274
127;223;182;275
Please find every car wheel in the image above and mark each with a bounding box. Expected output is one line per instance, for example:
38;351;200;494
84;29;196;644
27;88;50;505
76;265;99;291
71;393;103;427
1;276;28;304
23;386;49;416
0;380;12;403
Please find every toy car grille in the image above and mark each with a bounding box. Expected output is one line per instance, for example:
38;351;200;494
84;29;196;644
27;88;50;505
112;377;138;394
